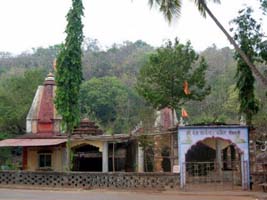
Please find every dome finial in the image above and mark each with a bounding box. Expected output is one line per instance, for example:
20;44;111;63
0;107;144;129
44;72;55;85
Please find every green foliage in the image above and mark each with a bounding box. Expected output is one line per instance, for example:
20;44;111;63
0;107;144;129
0;40;153;88
180;45;238;124
0;69;45;136
0;45;60;71
82;40;153;86
259;0;267;14
148;0;220;22
136;39;210;112
80;77;144;134
138;135;153;150
0;38;266;131
148;0;182;22
0;67;43;170
223;85;239;115
55;0;84;132
231;7;261;125
80;77;128;125
151;0;267;86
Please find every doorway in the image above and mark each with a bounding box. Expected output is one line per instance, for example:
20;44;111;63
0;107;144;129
72;144;102;171
184;138;243;190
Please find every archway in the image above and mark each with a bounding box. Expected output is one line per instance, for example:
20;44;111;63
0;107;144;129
185;138;243;190
161;146;171;172
186;141;216;162
72;144;102;171
178;126;249;190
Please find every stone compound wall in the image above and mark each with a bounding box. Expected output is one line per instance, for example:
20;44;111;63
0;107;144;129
0;171;179;190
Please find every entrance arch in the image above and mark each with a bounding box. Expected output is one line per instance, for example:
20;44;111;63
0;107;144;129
178;126;249;190
72;143;102;171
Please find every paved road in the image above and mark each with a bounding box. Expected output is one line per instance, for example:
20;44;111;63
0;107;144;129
0;188;258;200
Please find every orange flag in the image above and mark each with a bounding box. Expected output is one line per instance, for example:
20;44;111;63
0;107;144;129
181;108;189;118
183;81;191;95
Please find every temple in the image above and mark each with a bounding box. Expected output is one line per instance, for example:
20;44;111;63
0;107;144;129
0;73;251;190
0;73;141;172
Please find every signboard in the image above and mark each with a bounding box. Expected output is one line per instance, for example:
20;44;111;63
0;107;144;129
173;165;180;173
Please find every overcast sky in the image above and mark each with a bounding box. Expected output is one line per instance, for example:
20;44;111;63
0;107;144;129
0;0;262;54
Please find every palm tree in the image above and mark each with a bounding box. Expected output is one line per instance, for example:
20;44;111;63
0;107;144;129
148;0;267;86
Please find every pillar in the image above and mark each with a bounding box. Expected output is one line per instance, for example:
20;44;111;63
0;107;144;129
170;133;174;172
226;146;231;169
241;154;249;190
216;139;222;173
22;147;28;170
138;144;144;172
102;141;109;172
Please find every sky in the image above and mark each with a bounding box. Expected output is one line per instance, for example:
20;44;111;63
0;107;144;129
0;0;262;54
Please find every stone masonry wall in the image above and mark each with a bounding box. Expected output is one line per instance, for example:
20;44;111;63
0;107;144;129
0;171;179;190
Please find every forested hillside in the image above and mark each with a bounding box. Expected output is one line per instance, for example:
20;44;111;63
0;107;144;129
0;39;266;138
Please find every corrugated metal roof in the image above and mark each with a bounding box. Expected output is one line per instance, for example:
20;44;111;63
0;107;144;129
0;139;67;147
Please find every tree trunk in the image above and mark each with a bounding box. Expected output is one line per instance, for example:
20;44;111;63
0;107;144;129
66;131;71;171
200;0;267;86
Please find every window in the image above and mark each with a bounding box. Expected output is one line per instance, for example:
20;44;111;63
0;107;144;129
38;151;52;169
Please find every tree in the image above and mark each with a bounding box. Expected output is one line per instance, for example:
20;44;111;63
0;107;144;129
231;7;261;125
259;0;267;14
80;77;142;134
55;0;84;171
82;40;153;84
0;45;60;71
81;76;145;172
148;0;267;85
136;39;210;115
223;85;239;118
185;46;239;124
0;69;45;136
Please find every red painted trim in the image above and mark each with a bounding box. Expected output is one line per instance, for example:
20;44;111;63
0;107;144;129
38;123;53;133
37;83;54;133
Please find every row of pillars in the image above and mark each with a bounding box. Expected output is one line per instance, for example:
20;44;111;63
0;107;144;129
88;140;231;173
101;141;144;173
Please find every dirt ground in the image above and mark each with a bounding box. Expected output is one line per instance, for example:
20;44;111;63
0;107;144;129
0;188;266;200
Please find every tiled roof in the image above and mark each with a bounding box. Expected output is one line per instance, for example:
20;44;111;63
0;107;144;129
72;118;103;136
